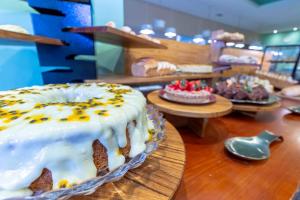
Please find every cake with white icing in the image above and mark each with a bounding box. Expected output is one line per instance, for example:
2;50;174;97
0;83;154;199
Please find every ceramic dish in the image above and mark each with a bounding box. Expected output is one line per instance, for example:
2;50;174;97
287;106;300;114
7;105;165;200
159;90;216;105
225;131;283;160
230;95;280;105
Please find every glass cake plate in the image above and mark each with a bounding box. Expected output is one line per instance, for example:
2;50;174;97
159;90;216;105
230;95;280;105
5;105;165;200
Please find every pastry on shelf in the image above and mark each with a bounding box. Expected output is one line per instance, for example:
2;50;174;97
219;54;259;65
131;57;176;77
177;64;213;73
281;85;300;97
0;24;29;34
160;80;215;104
214;75;273;101
0;83;158;199
105;21;116;28
216;32;245;41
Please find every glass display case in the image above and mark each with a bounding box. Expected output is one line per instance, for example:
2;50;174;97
261;45;300;80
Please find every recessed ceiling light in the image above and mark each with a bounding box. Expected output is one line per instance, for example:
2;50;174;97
273;30;278;34
293;27;298;31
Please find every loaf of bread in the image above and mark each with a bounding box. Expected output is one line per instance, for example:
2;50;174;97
131;57;158;77
282;85;300;97
131;58;176;77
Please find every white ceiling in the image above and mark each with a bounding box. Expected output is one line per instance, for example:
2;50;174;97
140;0;300;34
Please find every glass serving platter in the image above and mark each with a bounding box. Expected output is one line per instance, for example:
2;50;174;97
230;95;280;105
6;105;165;200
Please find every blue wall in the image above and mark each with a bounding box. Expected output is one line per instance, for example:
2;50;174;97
0;0;125;91
0;0;43;91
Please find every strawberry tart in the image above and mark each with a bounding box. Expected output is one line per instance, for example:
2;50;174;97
160;80;215;104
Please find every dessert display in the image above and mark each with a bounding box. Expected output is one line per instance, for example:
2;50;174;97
0;83;159;199
219;54;259;65
214;75;275;102
216;32;245;42
131;57;177;77
256;70;298;84
160;80;215;104
177;64;213;73
0;24;29;34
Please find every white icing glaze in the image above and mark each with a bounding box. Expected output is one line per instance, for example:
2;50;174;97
0;83;152;199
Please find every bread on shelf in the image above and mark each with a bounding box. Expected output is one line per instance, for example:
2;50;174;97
131;57;176;77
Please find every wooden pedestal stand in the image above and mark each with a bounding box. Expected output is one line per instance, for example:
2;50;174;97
232;101;282;117
147;90;233;137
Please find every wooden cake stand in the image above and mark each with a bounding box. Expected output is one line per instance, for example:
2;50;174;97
72;121;185;200
232;101;282;112
147;90;233;137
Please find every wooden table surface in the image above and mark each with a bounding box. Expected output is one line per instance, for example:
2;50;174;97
147;91;233;118
174;99;300;200
72;122;186;200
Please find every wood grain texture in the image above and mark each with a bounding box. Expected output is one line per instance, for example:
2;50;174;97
147;90;233;118
71;121;185;200
125;39;211;74
174;99;300;200
85;73;222;85
67;26;167;49
0;29;64;46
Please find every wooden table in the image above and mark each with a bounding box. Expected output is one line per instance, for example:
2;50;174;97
147;90;233;137
174;99;300;200
72;122;186;200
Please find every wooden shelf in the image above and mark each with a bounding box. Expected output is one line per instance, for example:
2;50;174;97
85;73;222;85
0;29;64;46
268;60;297;63
67;26;167;49
213;61;260;67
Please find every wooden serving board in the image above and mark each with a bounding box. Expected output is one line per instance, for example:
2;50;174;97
72;122;186;200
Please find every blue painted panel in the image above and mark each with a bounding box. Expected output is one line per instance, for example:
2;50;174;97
28;0;96;83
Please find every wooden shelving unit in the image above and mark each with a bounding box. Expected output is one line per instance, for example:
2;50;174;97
0;29;65;46
67;26;167;49
85;73;222;85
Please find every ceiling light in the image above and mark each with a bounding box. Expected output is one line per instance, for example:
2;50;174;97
193;34;205;44
207;39;212;44
293;27;298;31
226;42;235;47
164;27;177;38
273;30;278;34
139;24;154;35
249;45;263;51
235;43;245;48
